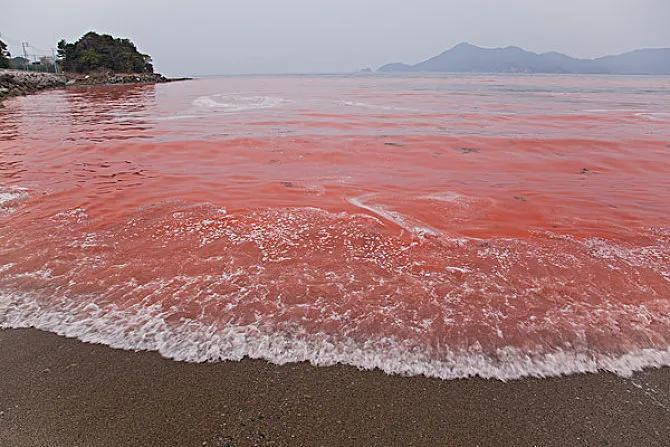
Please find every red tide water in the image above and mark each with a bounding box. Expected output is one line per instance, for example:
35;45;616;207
1;75;669;379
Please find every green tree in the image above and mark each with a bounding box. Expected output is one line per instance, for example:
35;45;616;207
0;39;11;69
56;32;154;74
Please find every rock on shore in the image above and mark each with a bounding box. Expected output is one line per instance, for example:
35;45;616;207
0;70;67;101
1;69;176;103
65;70;169;86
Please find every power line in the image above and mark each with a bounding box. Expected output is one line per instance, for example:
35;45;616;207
1;32;55;59
1;31;59;72
28;42;50;54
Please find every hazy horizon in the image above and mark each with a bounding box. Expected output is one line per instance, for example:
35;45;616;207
2;0;669;76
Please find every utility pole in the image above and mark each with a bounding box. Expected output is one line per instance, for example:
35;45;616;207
51;48;59;73
21;42;29;70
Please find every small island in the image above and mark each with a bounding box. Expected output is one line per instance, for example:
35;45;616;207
57;32;155;74
1;31;183;103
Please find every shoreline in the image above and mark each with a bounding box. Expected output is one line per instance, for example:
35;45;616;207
1;328;668;446
0;69;190;104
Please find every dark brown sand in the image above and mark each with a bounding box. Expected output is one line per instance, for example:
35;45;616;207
1;328;668;447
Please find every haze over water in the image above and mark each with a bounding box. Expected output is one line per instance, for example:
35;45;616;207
1;74;669;380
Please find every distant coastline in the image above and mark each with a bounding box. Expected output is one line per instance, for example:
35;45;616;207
378;42;670;75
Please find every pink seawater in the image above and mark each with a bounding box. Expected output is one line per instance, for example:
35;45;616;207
1;75;669;379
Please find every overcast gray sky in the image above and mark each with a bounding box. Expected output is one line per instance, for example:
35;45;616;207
2;0;669;76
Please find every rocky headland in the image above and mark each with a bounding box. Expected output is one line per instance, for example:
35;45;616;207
0;69;183;104
64;70;170;86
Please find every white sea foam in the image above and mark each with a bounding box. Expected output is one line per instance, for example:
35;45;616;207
0;186;28;214
634;112;670;120
2;290;669;381
423;191;466;203
445;266;473;274
152;114;201;122
582;110;670;120
193;95;288;112
347;195;439;238
0;263;15;274
583;109;645;113
51;207;88;224
342;101;417;113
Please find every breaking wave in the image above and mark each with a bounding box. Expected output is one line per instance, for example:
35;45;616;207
347;195;439;237
2;290;669;381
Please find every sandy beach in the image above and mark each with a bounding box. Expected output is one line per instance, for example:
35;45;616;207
1;328;668;446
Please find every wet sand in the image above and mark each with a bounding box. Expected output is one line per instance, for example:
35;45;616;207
1;328;668;446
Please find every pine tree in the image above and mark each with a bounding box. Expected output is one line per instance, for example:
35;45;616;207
0;39;11;69
56;32;153;74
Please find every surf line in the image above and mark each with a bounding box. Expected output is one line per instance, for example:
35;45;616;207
347;194;439;238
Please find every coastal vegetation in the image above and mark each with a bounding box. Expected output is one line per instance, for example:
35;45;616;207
1;33;170;103
0;39;10;68
57;32;154;74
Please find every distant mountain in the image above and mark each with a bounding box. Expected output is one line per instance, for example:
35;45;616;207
378;43;670;75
